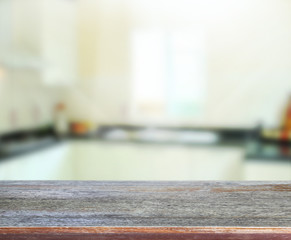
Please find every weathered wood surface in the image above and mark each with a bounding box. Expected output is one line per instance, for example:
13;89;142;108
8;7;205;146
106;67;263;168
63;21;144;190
0;181;290;239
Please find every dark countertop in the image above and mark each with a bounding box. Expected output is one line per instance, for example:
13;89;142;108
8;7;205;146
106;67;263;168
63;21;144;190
0;137;64;162
0;181;290;239
245;141;291;161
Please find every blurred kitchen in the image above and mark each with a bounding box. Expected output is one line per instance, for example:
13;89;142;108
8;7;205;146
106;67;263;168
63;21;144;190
0;0;290;181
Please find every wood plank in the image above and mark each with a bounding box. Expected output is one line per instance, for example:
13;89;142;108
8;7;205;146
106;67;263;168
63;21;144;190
0;227;291;240
0;181;290;239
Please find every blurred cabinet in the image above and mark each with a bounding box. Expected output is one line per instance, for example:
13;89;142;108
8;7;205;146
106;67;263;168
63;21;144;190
72;141;244;181
0;0;12;64
0;0;77;85
0;141;247;181
243;159;291;180
0;143;73;180
42;0;77;86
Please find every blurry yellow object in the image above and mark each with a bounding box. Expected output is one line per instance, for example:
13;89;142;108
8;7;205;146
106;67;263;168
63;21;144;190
281;96;291;131
71;121;97;135
262;129;280;140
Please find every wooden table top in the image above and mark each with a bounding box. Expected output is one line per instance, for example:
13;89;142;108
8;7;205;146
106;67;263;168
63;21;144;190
0;181;290;239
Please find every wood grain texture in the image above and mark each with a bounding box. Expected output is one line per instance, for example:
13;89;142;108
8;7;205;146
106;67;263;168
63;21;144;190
0;181;290;239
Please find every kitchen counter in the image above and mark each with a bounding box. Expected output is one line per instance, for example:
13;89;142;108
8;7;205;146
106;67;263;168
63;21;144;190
0;181;290;239
1;135;291;162
1;125;291;162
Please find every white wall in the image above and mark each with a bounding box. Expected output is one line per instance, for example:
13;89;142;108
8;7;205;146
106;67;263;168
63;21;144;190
65;0;291;128
205;0;291;128
64;0;131;123
0;0;75;134
0;73;61;133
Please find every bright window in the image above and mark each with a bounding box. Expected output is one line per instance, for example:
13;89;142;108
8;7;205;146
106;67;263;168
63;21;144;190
130;29;206;123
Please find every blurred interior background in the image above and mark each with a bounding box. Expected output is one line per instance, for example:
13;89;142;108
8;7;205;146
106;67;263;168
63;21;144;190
0;0;290;181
